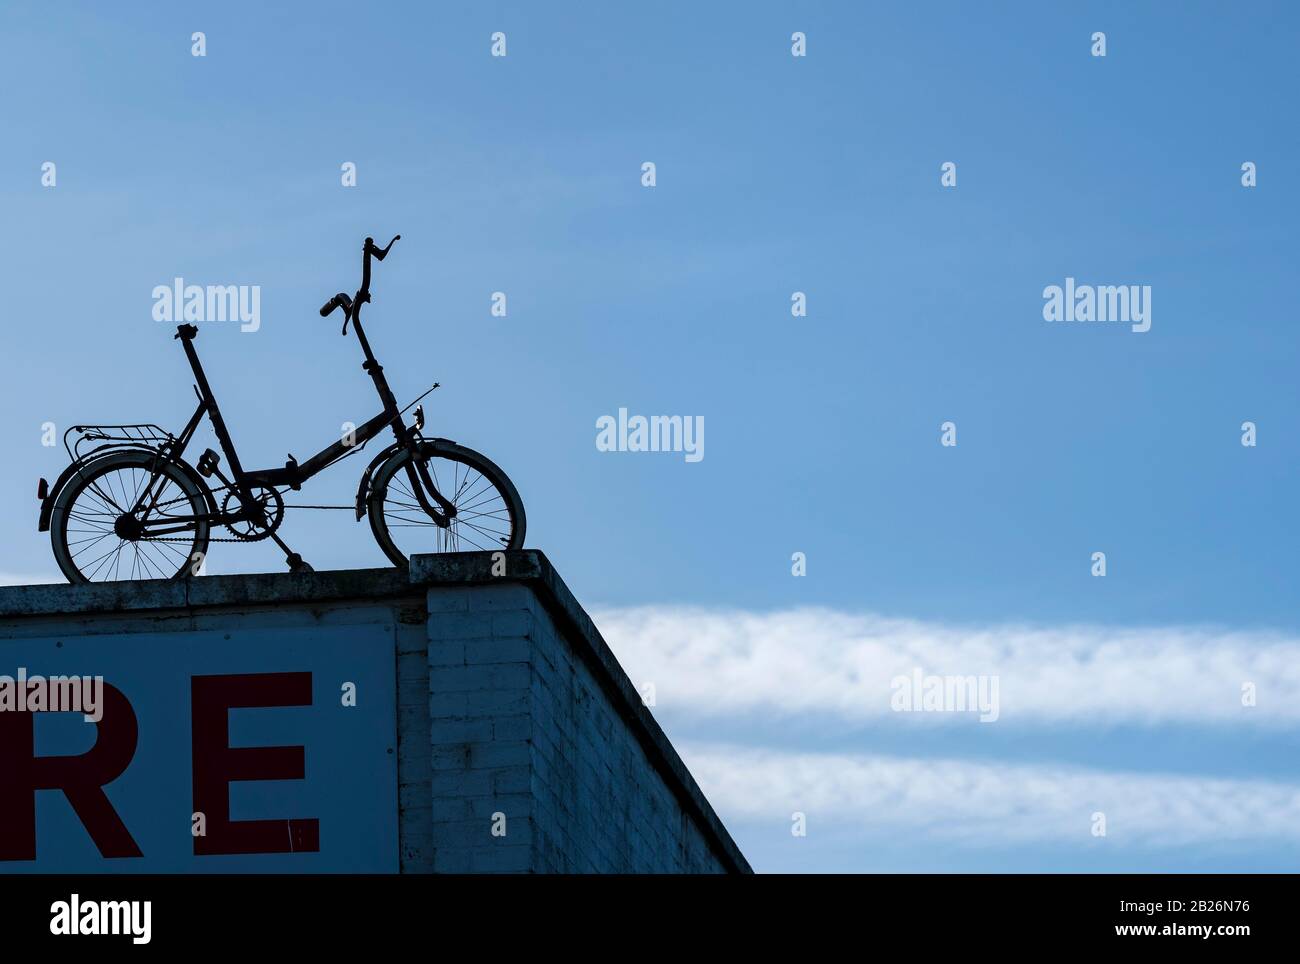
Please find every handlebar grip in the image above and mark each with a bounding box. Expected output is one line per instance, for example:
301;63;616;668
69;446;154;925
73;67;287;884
319;293;351;317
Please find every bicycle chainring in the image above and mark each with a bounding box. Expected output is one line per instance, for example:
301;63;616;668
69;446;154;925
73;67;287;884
221;486;285;542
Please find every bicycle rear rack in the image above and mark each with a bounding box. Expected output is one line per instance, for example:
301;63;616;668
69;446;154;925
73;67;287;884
64;423;176;463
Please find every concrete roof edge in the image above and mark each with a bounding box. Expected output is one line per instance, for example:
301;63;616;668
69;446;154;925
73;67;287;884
0;567;413;618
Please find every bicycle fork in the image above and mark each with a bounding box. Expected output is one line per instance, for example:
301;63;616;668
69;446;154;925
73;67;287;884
403;455;457;528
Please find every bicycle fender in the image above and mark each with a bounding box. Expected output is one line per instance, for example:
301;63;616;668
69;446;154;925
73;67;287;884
354;444;402;521
354;438;460;521
38;450;218;532
38;453;126;532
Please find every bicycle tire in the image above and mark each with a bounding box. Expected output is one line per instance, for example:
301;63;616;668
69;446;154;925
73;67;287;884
367;440;525;565
50;450;212;584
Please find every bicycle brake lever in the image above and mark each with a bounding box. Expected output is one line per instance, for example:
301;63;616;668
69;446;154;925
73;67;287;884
370;234;400;261
342;291;370;336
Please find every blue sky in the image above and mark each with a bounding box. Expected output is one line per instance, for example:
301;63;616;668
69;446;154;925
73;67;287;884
2;1;1298;872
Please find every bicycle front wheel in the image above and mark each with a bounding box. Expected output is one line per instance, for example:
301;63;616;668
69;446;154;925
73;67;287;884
367;441;525;564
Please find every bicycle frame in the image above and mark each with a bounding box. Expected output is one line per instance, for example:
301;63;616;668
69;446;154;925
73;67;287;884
142;321;417;532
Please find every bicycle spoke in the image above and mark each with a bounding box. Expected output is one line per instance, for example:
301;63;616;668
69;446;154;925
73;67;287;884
70;528;118;555
135;540;170;576
80;539;128;580
457;518;510;543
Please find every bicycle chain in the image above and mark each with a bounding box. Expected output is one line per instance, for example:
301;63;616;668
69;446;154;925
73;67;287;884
137;496;349;544
144;533;253;544
102;485;353;544
113;487;268;545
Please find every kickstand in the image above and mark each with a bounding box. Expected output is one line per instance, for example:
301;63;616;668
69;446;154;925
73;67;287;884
269;531;314;573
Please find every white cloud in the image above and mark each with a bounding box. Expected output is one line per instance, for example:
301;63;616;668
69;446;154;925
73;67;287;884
594;605;1300;724
684;743;1300;847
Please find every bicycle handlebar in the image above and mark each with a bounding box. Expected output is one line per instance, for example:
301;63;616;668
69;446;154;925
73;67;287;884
358;234;400;302
324;234;400;335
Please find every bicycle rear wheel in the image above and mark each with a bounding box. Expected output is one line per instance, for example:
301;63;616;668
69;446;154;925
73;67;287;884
367;441;525;564
49;450;212;583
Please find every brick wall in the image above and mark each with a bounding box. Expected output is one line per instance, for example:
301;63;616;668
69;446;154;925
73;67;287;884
422;576;738;873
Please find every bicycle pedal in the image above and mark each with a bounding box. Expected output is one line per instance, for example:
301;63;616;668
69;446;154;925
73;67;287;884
285;553;314;574
197;449;222;478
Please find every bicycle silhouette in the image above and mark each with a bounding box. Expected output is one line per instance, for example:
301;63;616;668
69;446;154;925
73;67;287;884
38;235;526;583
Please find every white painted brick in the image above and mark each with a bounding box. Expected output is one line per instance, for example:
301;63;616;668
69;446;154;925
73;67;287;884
467;636;532;664
414;575;741;873
425;587;472;613
427;612;493;640
491;610;532;637
467;584;536;612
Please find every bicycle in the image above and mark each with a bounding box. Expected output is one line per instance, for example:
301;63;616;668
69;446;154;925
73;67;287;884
37;234;526;583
